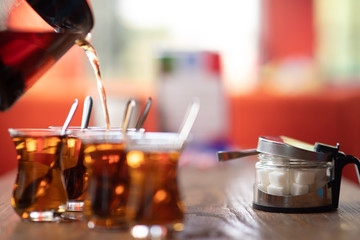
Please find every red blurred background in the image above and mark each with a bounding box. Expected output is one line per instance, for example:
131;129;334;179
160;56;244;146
1;0;360;184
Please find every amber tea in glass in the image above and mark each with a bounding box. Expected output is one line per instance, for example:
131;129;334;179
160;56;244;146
8;128;68;222
59;127;144;215
62;135;87;213
126;132;185;239
76;130;141;230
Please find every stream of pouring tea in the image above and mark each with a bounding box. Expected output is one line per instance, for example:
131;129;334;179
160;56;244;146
76;39;111;130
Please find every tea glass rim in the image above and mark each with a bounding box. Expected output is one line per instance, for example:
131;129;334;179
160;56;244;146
125;132;184;151
49;126;145;133
8;128;63;137
68;128;145;144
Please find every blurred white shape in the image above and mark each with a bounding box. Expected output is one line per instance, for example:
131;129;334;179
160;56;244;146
117;0;260;94
131;225;149;238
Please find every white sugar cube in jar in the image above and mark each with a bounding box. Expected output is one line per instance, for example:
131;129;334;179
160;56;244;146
255;153;331;196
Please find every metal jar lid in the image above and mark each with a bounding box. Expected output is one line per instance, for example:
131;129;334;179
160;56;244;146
257;136;333;162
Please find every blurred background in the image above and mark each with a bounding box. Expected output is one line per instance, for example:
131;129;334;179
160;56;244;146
2;0;360;182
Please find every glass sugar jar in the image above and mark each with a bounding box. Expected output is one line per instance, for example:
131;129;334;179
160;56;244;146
218;136;360;213
251;136;360;213
254;152;333;212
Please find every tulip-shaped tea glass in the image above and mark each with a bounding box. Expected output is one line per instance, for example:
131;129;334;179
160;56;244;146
54;127;144;218
125;132;185;239
75;129;143;230
8;128;68;222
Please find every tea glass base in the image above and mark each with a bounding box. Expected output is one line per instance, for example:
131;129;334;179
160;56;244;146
130;223;184;240
61;211;84;221
21;211;63;222
87;218;130;231
66;201;84;211
60;201;85;221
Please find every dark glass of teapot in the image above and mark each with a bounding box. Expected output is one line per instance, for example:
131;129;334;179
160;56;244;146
0;0;93;111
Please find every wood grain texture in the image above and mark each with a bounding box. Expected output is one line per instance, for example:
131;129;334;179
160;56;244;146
1;157;360;240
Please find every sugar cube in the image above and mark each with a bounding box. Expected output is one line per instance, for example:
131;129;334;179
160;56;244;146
257;183;268;192
269;170;289;187
291;182;309;196
267;184;288;196
256;169;270;185
293;170;316;185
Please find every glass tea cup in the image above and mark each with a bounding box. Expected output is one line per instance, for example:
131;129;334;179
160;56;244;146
75;129;143;230
8;128;68;222
49;126;144;216
125;132;186;239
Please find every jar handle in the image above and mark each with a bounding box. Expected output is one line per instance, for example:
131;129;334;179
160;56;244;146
331;154;360;208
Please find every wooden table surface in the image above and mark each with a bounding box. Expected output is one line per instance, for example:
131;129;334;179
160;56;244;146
1;157;360;240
